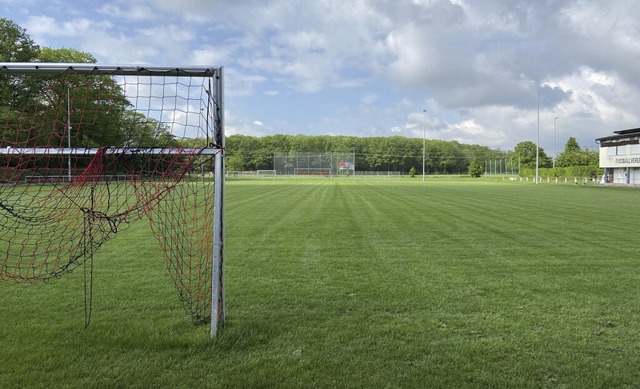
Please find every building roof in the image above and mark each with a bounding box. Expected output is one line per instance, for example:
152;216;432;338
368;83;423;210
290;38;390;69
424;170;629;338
613;128;640;135
596;128;640;143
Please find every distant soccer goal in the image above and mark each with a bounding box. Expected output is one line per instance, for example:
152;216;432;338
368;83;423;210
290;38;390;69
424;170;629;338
257;169;277;178
0;63;226;337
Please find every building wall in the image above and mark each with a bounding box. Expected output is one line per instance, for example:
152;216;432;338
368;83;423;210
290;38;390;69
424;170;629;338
604;167;640;184
597;129;640;185
599;143;640;169
631;167;640;184
599;144;640;185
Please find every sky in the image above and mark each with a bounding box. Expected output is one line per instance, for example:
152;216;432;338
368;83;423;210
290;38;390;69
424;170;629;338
3;0;640;153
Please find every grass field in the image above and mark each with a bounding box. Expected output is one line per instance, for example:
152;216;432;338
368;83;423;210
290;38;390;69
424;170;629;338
2;178;640;388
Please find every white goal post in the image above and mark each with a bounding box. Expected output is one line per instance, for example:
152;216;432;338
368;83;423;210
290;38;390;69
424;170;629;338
257;170;277;178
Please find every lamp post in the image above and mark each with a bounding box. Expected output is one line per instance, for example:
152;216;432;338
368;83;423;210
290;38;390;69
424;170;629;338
422;109;426;182
536;87;540;185
553;116;559;169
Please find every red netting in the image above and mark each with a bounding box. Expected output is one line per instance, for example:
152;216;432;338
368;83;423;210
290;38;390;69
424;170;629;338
0;65;221;323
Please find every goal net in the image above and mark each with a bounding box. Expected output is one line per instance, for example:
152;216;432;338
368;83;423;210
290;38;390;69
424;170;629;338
256;169;276;178
0;63;225;335
273;151;355;176
294;167;331;176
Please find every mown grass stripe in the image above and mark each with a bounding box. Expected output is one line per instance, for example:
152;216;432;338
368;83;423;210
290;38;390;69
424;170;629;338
2;178;640;388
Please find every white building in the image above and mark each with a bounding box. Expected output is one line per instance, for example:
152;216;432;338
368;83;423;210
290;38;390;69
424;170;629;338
596;128;640;185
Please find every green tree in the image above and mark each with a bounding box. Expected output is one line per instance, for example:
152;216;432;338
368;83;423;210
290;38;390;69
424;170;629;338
433;140;466;174
226;134;269;170
39;47;96;63
468;158;483;177
0;18;40;62
223;133;512;174
121;110;177;147
1;23;129;148
34;47;129;147
226;152;246;171
514;141;551;169
556;137;597;167
563;137;581;153
0;18;41;125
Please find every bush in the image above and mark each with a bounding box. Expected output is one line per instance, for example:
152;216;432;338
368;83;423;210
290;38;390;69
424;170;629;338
520;165;603;179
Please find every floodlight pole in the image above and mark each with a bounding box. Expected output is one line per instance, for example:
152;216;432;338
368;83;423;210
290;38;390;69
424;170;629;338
553;116;559;169
535;88;540;185
422;109;426;182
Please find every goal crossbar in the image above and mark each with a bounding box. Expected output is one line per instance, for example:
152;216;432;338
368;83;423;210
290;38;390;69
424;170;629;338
0;63;219;77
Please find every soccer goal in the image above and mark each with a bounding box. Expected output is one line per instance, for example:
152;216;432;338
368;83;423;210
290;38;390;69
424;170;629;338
0;63;225;337
257;169;277;178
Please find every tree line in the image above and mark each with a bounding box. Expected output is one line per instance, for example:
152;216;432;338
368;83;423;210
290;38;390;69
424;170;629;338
225;134;511;174
515;138;601;179
226;134;599;176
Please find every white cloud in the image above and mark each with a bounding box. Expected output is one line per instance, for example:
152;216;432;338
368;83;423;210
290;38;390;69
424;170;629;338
6;0;640;150
443;119;507;147
361;93;378;105
224;68;267;97
98;2;157;22
25;15;112;39
545;67;640;133
190;46;233;67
